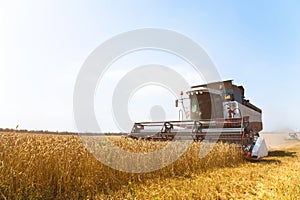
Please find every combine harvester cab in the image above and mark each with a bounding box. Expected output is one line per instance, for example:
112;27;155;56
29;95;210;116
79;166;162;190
127;80;268;160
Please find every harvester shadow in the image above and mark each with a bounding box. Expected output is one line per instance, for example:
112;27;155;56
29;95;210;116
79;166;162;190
267;150;297;157
254;150;298;164
255;159;281;164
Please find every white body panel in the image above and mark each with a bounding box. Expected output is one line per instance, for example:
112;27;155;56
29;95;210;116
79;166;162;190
251;137;268;159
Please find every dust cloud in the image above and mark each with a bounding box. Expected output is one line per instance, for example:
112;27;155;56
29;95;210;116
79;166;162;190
260;132;300;150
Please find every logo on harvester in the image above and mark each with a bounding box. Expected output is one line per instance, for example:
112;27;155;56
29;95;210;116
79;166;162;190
73;28;224;173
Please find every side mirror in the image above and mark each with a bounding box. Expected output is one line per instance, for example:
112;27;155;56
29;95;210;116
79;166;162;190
175;99;178;107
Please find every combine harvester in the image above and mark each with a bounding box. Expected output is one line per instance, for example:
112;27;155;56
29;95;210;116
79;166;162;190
287;132;300;141
127;80;268;160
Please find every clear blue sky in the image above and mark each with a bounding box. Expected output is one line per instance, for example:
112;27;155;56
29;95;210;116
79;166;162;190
0;0;299;132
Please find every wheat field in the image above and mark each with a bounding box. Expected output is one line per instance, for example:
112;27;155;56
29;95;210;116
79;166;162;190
0;131;299;199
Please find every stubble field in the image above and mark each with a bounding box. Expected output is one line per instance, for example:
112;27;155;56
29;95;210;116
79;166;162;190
0;131;299;199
